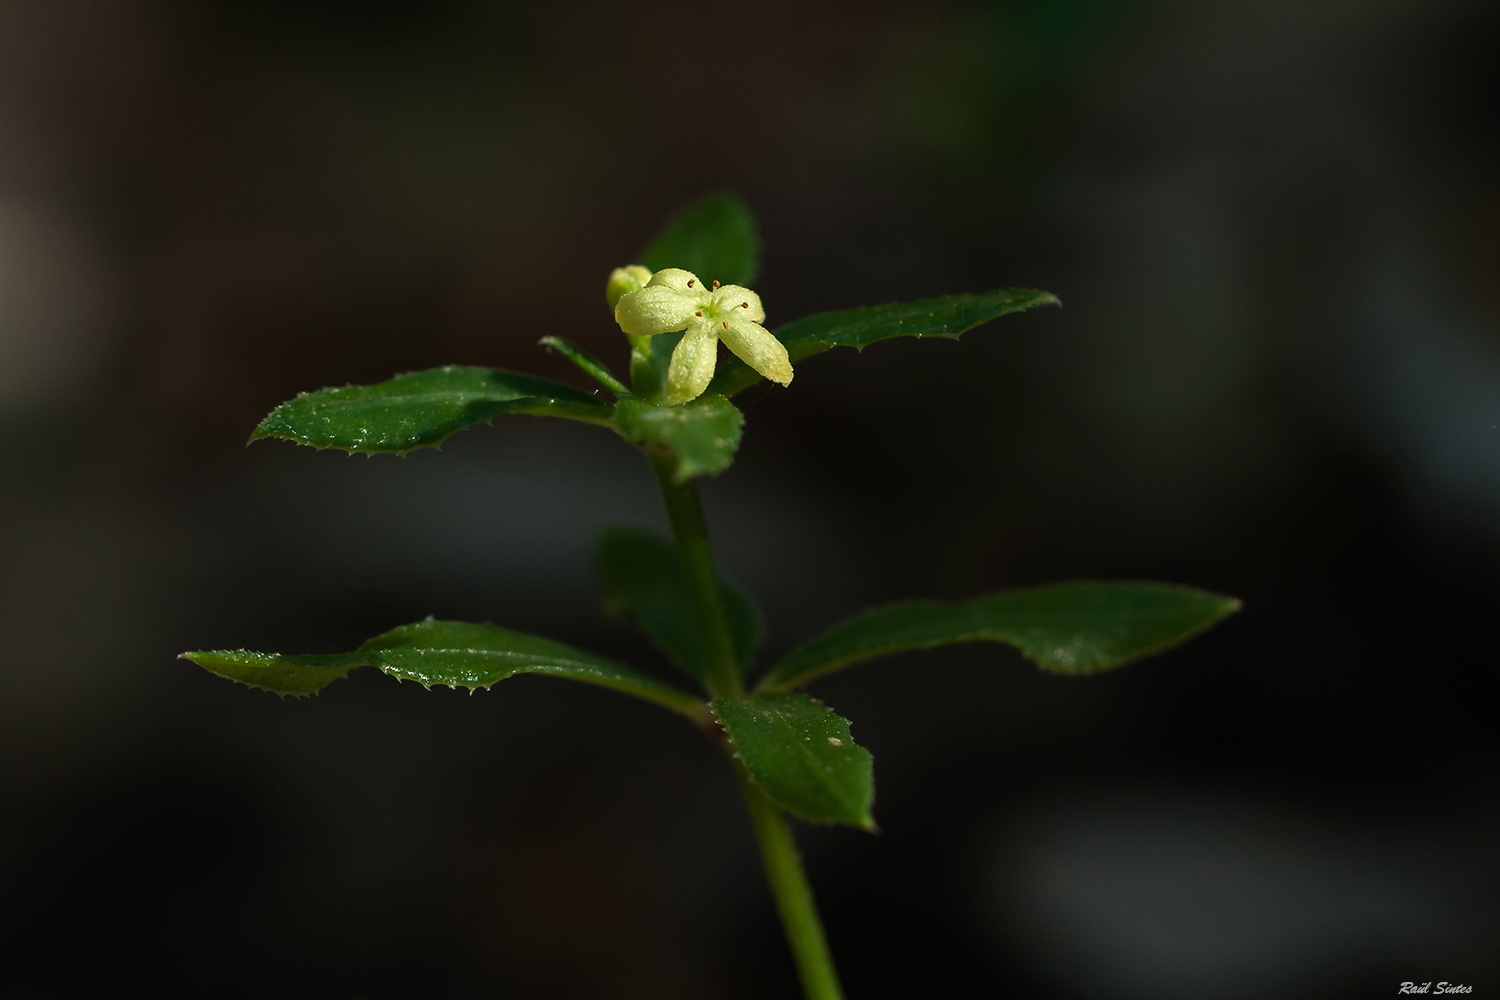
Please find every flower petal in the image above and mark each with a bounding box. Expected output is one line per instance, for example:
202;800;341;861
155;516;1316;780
647;268;706;294
615;284;700;337
711;285;765;324
719;319;792;386
664;319;720;406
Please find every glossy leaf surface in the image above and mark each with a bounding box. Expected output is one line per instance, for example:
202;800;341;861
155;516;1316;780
596;526;763;686
708;288;1060;397
641;193;760;287
763;581;1240;690
253;366;614;455
184;619;706;719
712;692;875;829
613;393;744;481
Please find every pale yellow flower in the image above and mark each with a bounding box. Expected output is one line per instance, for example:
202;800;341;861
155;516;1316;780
613;267;793;406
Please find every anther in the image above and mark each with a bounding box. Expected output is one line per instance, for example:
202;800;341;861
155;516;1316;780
742;302;749;308
687;279;695;287
695;311;703;317
712;280;720;289
723;321;729;329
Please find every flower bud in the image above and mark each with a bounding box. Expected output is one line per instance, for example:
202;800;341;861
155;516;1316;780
605;265;653;310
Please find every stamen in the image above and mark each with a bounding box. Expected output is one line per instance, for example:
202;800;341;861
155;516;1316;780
742;302;749;308
712;280;720;289
687;279;695;287
722;321;729;329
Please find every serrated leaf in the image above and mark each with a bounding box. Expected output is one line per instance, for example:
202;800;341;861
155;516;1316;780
707;288;1060;397
712;692;874;829
182;619;707;719
180;649;367;696
641;193;760;287
596;526;763;686
252;366;615;455
613;394;744;482
762;581;1241;690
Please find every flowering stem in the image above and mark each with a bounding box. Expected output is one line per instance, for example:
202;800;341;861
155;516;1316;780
650;453;844;1000
735;760;847;1000
649;453;743;700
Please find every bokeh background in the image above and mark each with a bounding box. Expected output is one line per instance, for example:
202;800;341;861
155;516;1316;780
2;0;1496;996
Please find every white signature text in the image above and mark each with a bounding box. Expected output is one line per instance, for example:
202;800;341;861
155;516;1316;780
1400;985;1472;995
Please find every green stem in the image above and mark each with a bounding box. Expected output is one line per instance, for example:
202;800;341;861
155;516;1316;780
649;452;843;999
628;333;663;403
735;760;846;1000
650;453;743;699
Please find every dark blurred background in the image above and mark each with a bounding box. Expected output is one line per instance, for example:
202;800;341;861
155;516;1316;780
2;0;1496;996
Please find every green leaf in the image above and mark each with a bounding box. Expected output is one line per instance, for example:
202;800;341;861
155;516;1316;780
707;288;1061;397
641;193;760;287
712;692;875;829
182;618;707;720
762;581;1241;690
179;649;367;696
539;336;631;397
613;393;744;481
252;366;615;455
596;526;763;686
